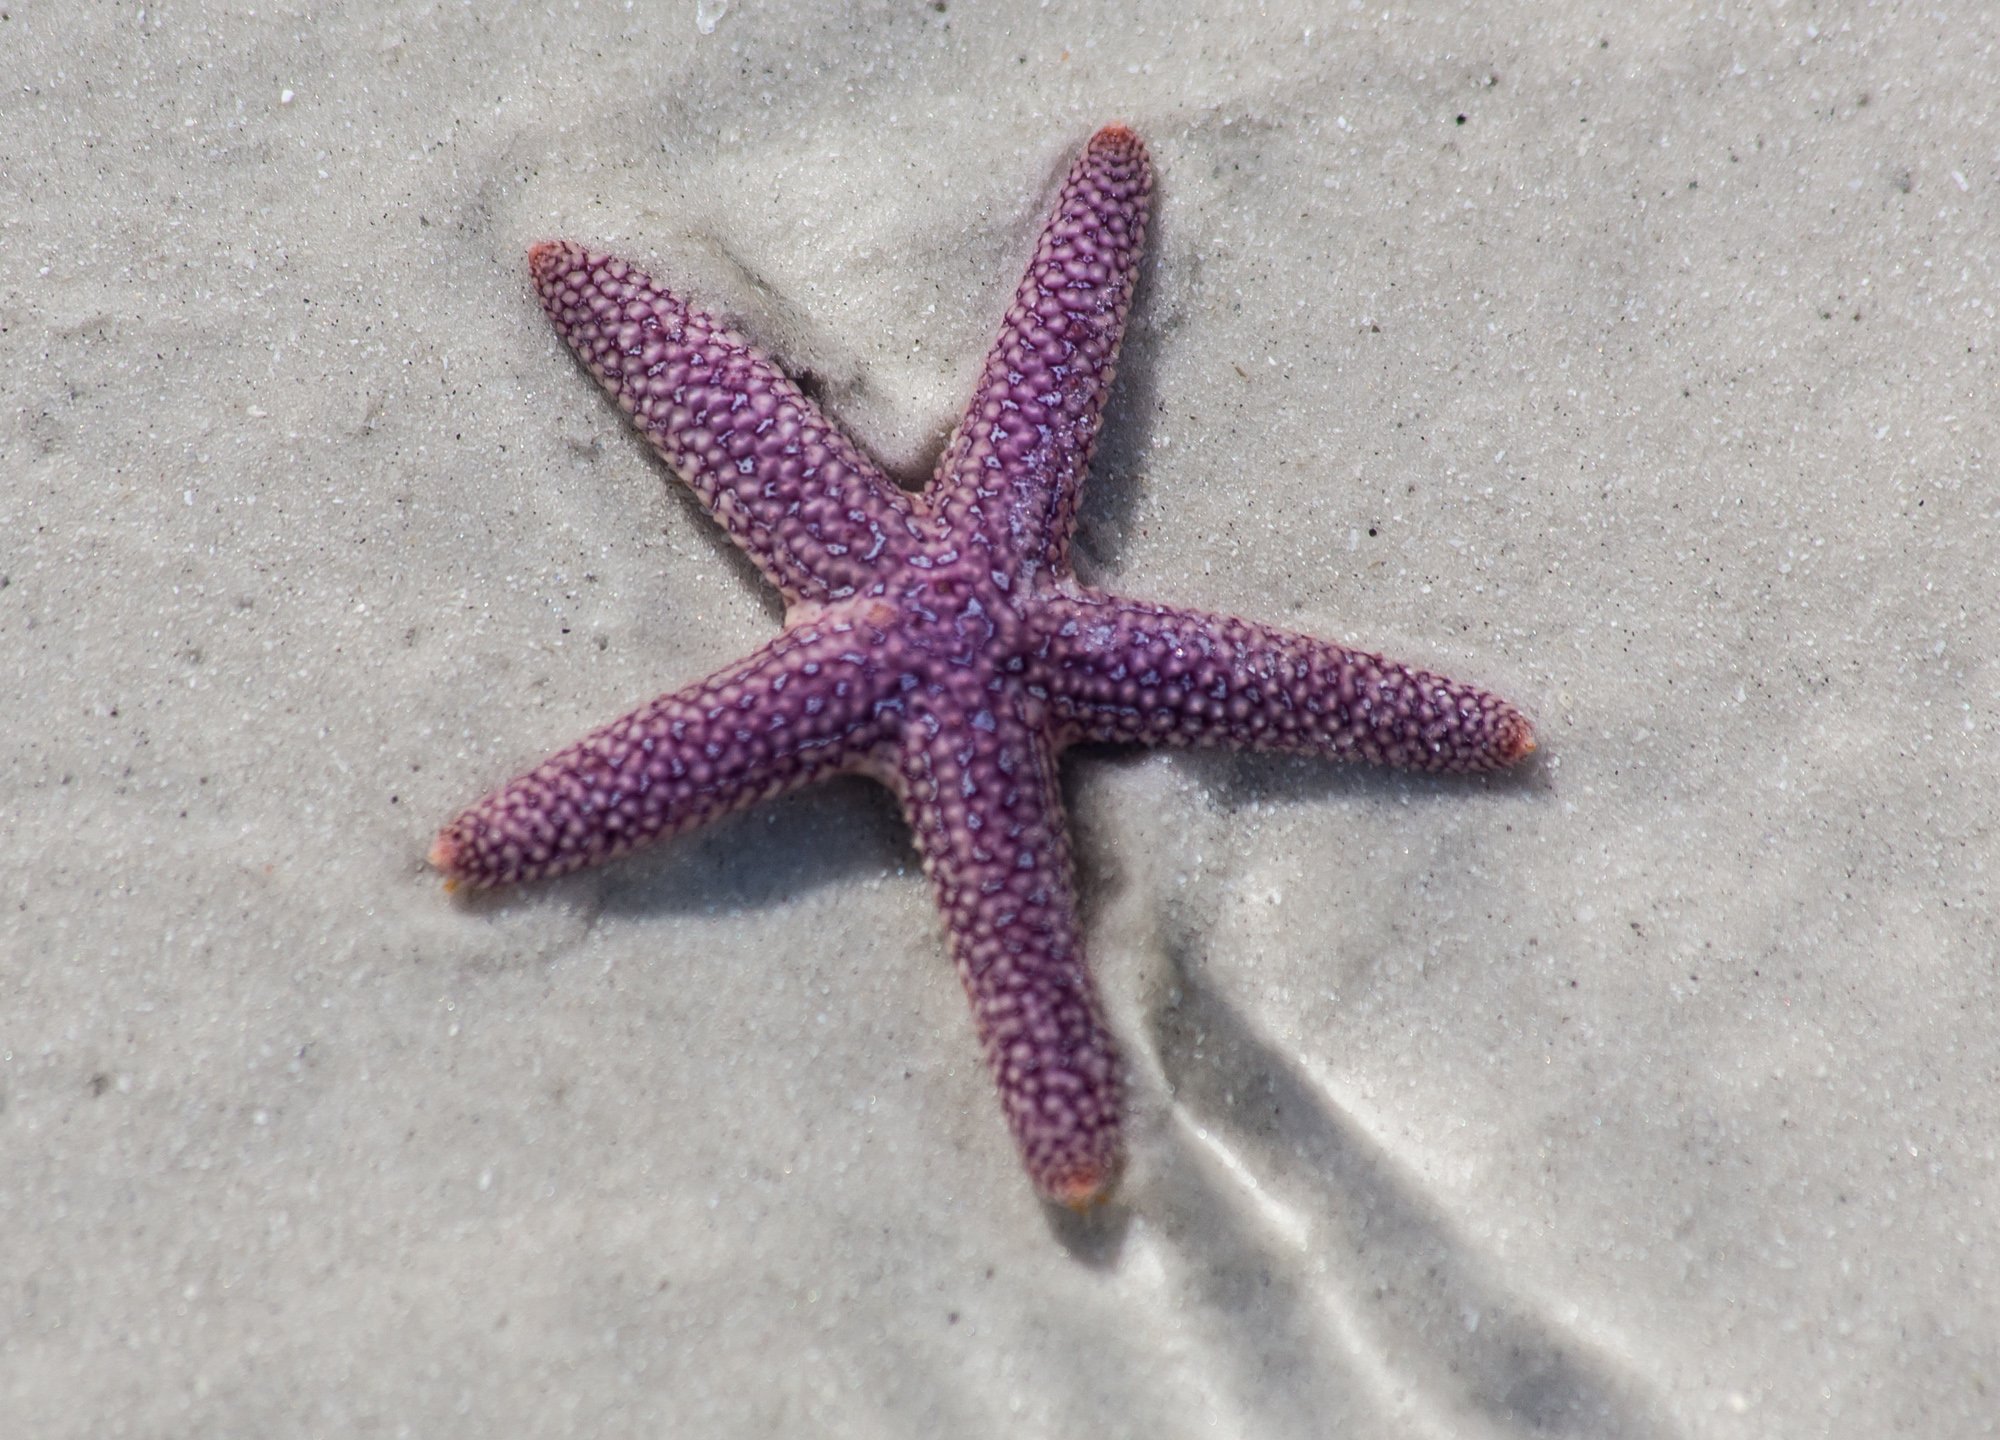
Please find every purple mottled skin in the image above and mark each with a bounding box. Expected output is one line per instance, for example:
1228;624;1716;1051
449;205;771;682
431;126;1536;1208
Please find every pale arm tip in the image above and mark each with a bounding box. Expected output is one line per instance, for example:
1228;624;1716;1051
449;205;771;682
427;830;465;891
1500;712;1538;766
1089;122;1147;157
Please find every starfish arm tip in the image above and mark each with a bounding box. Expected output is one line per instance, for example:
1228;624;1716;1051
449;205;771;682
527;239;583;291
1085;122;1150;170
1045;1168;1118;1211
427;829;466;887
1029;1127;1125;1211
1502;713;1538;765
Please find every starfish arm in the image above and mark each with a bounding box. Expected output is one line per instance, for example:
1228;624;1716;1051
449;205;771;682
930;125;1152;590
1032;590;1537;773
431;617;902;889
530;241;913;607
891;693;1124;1208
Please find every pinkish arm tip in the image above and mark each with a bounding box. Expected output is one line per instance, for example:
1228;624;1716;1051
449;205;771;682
427;830;465;889
526;240;579;288
1502;714;1538;765
1046;1166;1118;1211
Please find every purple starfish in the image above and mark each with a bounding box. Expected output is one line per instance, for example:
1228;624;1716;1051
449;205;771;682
432;125;1535;1208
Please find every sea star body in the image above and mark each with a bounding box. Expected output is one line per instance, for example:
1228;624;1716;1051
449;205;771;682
432;126;1535;1208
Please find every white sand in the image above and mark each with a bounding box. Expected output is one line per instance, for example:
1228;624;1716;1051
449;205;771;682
5;4;1995;1435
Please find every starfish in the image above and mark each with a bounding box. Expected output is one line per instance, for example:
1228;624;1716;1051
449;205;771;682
431;125;1535;1208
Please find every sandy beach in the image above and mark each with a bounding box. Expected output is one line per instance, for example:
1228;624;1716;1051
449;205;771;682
4;3;1995;1435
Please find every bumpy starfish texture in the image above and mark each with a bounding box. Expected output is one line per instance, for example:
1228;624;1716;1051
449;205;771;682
432;126;1535;1208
